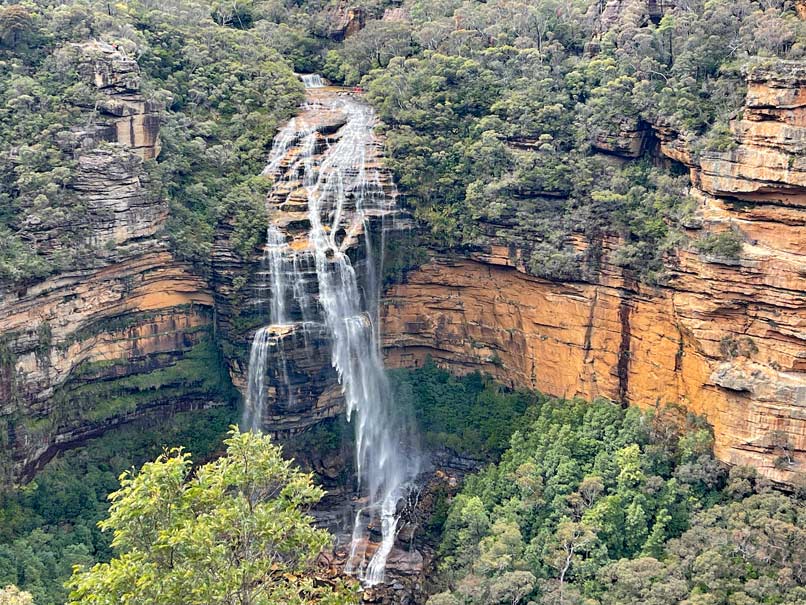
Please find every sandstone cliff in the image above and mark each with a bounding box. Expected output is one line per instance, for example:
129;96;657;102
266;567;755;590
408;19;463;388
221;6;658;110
383;63;806;482
1;43;802;489
0;43;224;481
212;87;403;436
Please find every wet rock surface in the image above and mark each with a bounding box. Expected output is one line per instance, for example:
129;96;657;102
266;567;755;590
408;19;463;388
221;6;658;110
214;86;405;436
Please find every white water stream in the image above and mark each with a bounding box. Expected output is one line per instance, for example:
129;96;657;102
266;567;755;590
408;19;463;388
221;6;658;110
244;77;417;585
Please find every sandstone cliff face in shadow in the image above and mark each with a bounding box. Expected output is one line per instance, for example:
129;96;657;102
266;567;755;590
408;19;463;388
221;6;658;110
0;43;222;481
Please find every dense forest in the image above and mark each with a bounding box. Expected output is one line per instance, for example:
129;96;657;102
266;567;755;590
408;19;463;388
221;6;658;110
395;364;806;605
428;397;806;605
0;0;804;604
3;365;804;604
2;0;804;285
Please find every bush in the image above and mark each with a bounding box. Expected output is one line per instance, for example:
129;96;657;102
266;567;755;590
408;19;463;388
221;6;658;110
389;360;541;460
0;406;235;605
695;230;744;260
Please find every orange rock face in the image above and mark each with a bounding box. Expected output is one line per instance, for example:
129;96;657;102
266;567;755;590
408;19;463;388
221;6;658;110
0;248;217;478
383;64;806;482
0;44;213;480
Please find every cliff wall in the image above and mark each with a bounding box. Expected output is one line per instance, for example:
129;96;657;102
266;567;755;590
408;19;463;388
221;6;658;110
0;43;226;481
383;63;806;482
1;45;803;486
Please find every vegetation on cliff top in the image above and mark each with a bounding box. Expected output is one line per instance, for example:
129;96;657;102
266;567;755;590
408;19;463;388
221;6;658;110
268;0;802;283
0;0;303;283
4;0;799;285
356;0;803;282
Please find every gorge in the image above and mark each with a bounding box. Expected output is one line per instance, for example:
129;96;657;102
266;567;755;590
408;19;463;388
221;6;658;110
0;1;805;603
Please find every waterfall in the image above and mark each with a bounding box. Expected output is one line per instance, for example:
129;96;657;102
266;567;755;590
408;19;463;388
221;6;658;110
300;73;325;88
244;77;418;585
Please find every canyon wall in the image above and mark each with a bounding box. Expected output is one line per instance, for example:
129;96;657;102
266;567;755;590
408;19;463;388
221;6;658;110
0;43;227;481
383;62;806;482
1;41;803;487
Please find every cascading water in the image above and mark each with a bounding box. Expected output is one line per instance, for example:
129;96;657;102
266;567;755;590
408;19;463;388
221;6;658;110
300;73;325;88
243;76;418;586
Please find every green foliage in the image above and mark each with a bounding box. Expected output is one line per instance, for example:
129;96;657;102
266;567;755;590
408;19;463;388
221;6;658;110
362;48;695;281
431;395;806;604
221;176;271;259
0;227;50;282
0;5;34;48
389;360;539;459
0;584;34;605
382;229;430;285
699;120;738;153
0;0;305;283
66;427;358;605
432;400;709;600
695;229;744;260
0;12;98;281
323;20;416;85
348;0;804;283
132;5;304;265
3;0;785;286
0;406;236;605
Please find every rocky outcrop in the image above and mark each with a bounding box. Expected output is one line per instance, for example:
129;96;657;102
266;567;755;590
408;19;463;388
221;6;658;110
698;62;806;206
0;43;225;482
383;63;806;482
328;2;366;41
71;41;161;160
590;118;649;157
213;87;403;436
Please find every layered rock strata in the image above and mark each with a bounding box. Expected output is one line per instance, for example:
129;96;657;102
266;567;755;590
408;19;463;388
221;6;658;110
383;63;806;482
213;87;404;436
0;43;223;481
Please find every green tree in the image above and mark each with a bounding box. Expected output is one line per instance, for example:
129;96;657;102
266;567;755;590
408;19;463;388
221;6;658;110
623;499;649;555
597;557;687;605
0;5;33;48
542;521;599;588
67;427;357;605
476;520;526;575
425;593;460;605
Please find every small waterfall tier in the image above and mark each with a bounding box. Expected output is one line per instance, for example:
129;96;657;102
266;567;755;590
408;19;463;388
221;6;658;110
300;73;326;88
244;81;419;586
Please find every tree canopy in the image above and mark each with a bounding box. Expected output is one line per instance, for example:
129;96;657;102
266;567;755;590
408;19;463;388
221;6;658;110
427;398;806;605
0;585;34;605
67;427;357;605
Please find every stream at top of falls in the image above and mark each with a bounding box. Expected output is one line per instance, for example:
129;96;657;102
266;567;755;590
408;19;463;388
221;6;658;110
243;78;420;587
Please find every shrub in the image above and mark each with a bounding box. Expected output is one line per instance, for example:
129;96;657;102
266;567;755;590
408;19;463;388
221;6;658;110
695;230;744;259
